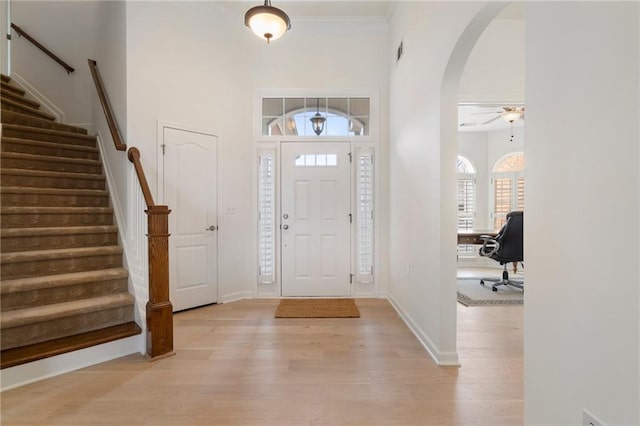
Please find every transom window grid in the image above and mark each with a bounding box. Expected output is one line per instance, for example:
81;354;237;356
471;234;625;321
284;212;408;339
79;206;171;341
262;97;370;137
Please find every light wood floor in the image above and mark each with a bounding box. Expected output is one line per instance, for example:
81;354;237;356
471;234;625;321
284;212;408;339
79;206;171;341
1;299;523;425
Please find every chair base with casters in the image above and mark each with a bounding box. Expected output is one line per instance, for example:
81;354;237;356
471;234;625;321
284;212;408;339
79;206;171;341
480;263;524;292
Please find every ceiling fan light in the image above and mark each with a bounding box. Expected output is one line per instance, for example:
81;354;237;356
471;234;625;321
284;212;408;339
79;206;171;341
245;1;291;43
501;109;523;123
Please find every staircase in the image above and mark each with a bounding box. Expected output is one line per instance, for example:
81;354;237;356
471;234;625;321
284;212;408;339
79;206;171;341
0;74;141;369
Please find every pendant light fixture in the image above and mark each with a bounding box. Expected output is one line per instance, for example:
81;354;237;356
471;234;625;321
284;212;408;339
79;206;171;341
310;98;326;136
244;0;291;44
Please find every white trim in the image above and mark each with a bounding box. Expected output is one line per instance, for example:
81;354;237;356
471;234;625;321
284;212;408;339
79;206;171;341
95;131;126;236
0;335;141;391
220;291;254;304
9;72;65;123
387;294;460;366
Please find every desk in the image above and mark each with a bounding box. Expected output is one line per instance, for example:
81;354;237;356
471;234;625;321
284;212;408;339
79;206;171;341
457;230;497;245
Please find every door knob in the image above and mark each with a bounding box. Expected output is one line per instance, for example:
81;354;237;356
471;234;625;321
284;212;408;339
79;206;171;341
282;224;289;230
206;225;217;231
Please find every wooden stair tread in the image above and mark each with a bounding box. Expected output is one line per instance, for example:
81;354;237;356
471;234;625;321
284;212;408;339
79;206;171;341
1;151;102;166
0;321;141;369
1;245;123;264
0;110;87;134
1;206;113;214
1;186;109;197
1;136;100;153
1;97;56;121
1;293;134;329
1;225;118;237
1;268;128;294
0;80;25;96
1;74;11;83
0;88;41;108
1;123;94;141
1;168;106;181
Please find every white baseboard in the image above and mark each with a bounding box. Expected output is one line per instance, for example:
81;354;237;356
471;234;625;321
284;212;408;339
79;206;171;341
0;334;143;391
220;291;254;304
9;72;65;123
386;294;460;366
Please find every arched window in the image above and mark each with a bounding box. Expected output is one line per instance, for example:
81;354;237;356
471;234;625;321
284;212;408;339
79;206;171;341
262;97;370;137
492;152;524;230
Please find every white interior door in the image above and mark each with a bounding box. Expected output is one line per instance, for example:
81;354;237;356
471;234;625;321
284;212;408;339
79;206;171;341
162;126;218;311
281;142;351;297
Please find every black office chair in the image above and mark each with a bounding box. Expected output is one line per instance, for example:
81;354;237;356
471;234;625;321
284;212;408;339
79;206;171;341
479;211;524;292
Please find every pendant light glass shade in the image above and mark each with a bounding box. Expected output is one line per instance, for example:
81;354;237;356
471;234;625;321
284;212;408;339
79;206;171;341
245;0;291;44
501;108;524;123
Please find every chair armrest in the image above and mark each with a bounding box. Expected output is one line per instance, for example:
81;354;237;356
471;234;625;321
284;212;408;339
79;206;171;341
479;237;499;257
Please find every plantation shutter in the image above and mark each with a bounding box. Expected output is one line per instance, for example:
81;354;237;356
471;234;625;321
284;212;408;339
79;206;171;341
258;150;275;284
457;174;475;230
356;147;374;284
493;172;525;230
457;173;476;256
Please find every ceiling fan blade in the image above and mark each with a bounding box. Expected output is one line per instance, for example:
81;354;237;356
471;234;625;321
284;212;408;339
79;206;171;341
459;122;478;127
481;116;501;125
472;111;503;115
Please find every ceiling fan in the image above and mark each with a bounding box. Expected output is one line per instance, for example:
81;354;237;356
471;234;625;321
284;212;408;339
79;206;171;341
459;106;525;128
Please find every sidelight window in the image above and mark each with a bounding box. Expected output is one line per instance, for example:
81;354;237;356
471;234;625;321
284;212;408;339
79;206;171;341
258;149;276;284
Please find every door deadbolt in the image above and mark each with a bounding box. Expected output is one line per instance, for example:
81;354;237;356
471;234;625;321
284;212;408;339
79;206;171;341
283;213;289;219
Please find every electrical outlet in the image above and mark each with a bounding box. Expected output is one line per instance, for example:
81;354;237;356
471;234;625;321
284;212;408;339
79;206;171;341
583;410;605;426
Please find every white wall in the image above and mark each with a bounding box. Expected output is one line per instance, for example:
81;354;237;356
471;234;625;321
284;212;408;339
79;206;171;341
10;1;100;125
126;2;253;302
524;2;639;425
126;2;389;302
388;1;492;364
459;17;525;104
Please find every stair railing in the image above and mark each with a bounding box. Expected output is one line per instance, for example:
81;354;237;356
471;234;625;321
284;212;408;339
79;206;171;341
10;23;75;74
87;59;173;360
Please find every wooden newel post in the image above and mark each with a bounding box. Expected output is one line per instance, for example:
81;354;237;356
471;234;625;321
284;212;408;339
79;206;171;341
146;205;174;359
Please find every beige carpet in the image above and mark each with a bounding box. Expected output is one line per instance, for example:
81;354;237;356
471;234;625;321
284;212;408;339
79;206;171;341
457;279;523;306
275;298;361;318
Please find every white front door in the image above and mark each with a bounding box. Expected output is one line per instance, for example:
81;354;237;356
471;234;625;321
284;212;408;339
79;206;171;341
281;142;352;297
161;126;218;311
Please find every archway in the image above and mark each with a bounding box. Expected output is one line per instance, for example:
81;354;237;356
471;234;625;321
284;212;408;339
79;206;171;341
438;2;511;361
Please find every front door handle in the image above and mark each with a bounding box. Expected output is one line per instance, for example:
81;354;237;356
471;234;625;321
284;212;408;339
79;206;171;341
206;225;218;231
282;224;289;230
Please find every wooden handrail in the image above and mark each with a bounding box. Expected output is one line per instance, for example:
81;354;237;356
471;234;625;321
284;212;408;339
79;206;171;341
88;60;173;360
11;23;75;74
127;148;155;208
87;59;126;151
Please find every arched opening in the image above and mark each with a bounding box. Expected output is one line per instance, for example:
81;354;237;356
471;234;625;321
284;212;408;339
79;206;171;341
439;2;516;362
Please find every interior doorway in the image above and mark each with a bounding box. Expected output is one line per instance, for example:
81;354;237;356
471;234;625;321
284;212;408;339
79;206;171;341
159;124;219;311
